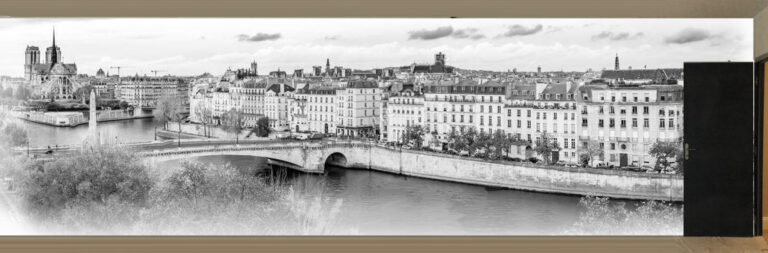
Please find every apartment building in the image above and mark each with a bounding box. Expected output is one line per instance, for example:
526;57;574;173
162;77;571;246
336;80;381;137
577;83;683;167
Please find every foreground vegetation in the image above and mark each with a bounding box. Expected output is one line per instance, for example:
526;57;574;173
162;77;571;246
14;147;346;235
564;196;683;235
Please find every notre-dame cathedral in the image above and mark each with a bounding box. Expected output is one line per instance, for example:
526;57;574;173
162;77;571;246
24;29;80;101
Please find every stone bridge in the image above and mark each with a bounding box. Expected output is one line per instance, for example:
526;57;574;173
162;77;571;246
21;139;684;201
137;140;377;174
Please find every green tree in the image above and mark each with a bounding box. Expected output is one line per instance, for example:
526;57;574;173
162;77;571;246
428;131;440;150
19;148;153;220
1;122;28;147
579;140;604;167
2;87;14;98
167;161;209;207
534;131;560;165
401;124;425;148
463;127;479;156
14;86;31;101
472;131;492;158
649;140;682;172
251;116;271;137
222;108;245;144
488;130;513;160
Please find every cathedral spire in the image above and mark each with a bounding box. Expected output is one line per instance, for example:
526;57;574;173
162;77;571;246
50;27;59;65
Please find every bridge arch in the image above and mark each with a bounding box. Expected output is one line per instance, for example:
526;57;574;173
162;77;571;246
324;152;347;168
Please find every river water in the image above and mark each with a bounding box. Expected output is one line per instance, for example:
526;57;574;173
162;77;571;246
18;118;664;235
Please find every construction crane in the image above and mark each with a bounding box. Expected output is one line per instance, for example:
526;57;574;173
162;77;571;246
109;66;129;77
150;70;166;77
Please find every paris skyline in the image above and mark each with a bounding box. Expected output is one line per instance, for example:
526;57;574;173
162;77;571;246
0;18;753;77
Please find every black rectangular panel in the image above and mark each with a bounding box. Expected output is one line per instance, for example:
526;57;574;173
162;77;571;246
683;62;756;236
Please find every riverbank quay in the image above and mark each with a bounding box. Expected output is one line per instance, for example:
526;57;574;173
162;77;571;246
12;110;153;127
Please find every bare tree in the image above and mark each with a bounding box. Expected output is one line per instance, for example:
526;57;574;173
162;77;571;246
194;102;213;138
154;96;184;145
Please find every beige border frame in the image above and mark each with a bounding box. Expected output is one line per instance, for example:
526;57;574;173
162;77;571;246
1;0;767;252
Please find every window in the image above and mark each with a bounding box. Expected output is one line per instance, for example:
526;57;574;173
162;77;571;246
643;118;649;128
527;121;531;129
517;109;521;117
517;120;522;128
610;143;616;150
669;118;675;128
598;119;604;128
609;106;615;114
620;109;626;115
599;106;604;114
659;119;666;128
660;96;666;101
631;106;637;114
609;119;615;128
643;106;649;114
527;110;531;117
469;115;473;123
622;96;627;102
554;113;558;120
571;139;575;149
480;116;484;125
582;119;588;127
507;109;511;117
659;109;665;116
632;118;638;128
480;106;484;113
620;120;626;128
508;120;512;128
536;123;540;132
611;96;616;102
543;113;547;120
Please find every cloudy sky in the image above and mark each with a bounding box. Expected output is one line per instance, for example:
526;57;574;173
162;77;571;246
0;18;753;77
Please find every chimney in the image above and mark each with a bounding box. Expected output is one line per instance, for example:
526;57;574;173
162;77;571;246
280;83;285;94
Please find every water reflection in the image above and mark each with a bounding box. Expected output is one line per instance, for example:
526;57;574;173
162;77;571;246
160;155;587;235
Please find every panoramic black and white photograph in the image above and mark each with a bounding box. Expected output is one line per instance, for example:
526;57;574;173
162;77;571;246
0;18;753;235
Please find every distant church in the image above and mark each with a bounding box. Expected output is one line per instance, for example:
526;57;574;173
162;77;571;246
24;28;80;101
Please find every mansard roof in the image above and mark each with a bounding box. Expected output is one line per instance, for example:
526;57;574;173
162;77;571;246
266;83;296;93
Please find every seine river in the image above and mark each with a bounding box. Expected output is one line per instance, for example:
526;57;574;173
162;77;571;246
19;118;647;235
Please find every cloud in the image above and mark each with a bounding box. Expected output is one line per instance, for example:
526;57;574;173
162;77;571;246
236;33;281;42
324;35;341;41
663;28;714;44
408;26;454;40
500;24;543;37
452;28;485;40
407;26;485;40
591;31;644;41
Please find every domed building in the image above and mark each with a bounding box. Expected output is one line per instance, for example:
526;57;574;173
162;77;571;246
96;68;106;78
